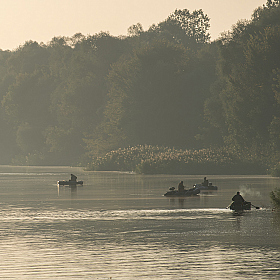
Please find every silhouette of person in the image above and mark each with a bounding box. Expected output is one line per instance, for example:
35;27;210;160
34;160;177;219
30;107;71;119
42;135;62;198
232;191;245;204
203;177;208;187
178;181;184;192
70;174;77;182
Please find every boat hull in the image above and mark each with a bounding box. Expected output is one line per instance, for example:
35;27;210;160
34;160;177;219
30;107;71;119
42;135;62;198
164;188;200;197
193;183;218;191
229;201;251;211
57;180;83;186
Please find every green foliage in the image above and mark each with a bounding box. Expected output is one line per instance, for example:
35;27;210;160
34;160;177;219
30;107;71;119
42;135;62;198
0;4;280;173
266;0;280;7
90;33;218;156
204;4;280;159
269;163;280;177
167;9;210;43
88;145;266;175
127;23;144;37
270;187;280;207
0;31;131;165
16;122;45;154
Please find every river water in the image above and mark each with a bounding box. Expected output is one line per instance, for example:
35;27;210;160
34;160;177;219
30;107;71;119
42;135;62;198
0;165;279;279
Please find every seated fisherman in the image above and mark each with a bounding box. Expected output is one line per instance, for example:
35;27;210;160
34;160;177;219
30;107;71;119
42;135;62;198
232;191;245;209
202;177;208;187
178;181;185;192
70;174;77;182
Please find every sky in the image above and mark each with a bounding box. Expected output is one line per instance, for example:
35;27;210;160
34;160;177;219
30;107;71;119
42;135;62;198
0;0;267;51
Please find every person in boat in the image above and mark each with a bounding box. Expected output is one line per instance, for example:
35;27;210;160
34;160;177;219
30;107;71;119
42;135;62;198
232;191;245;203
178;181;185;193
70;174;77;182
232;191;245;208
202;177;209;187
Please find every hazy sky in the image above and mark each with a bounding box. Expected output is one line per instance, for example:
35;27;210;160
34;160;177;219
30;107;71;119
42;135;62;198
1;0;267;51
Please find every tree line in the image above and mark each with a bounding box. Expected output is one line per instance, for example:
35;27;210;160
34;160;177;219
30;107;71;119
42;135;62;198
0;1;280;174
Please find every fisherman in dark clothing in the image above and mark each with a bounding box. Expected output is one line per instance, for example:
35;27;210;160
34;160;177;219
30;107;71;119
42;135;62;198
178;181;184;193
202;177;208;187
70;174;77;182
231;191;245;210
232;192;245;203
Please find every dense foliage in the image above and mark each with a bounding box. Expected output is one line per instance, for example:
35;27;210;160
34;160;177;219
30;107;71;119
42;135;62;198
270;187;280;208
0;2;280;175
204;0;280;174
88;145;265;175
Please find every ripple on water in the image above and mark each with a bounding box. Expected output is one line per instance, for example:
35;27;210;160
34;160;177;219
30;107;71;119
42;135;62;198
0;207;279;279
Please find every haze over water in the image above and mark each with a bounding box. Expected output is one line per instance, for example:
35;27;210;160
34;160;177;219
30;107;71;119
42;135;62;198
0;165;279;279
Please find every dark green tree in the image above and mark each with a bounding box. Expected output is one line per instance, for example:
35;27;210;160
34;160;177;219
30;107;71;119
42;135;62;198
204;2;280;161
88;34;218;157
167;9;210;43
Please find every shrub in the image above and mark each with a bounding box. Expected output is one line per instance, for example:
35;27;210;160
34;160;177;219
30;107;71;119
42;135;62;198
270;188;280;208
88;145;266;175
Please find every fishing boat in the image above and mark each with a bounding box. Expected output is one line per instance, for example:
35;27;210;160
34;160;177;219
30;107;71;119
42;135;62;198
194;177;218;191
164;187;200;197
193;182;218;191
57;174;83;186
57;180;83;186
229;201;252;211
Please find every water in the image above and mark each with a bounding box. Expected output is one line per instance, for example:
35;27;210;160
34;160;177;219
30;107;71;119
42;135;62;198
0;166;279;279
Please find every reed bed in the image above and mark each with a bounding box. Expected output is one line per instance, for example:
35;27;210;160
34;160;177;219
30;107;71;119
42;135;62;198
87;145;265;175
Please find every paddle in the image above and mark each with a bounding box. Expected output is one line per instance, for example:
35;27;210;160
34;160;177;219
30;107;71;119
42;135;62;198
226;203;232;209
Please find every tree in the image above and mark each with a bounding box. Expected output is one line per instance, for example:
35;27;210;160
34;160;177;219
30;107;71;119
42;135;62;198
127;23;144;36
48;33;129;162
89;37;217;157
205;3;280;158
167;9;210;43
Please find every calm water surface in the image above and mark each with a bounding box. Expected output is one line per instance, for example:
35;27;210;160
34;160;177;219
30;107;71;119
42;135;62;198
0;165;279;279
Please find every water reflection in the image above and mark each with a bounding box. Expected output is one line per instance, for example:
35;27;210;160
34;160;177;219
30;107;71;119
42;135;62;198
69;185;78;198
57;184;82;198
272;210;280;232
166;196;201;209
178;198;185;208
233;215;242;231
1;168;280;279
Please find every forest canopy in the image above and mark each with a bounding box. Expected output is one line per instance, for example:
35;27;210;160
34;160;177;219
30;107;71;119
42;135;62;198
0;1;280;175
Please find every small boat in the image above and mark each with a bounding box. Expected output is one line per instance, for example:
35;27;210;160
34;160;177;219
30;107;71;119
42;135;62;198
57;180;83;186
229;201;251;211
57;174;83;186
194;177;218;191
193;183;218;191
164;187;200;197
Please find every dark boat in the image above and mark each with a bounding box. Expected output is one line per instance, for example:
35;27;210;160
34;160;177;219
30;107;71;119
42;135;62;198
57;174;83;186
164;187;200;197
57;180;83;186
229;201;251;211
